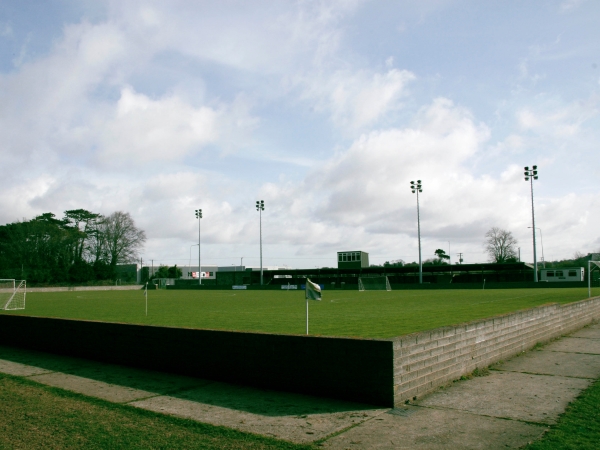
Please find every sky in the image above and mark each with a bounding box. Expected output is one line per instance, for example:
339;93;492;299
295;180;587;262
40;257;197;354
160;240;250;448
1;0;599;270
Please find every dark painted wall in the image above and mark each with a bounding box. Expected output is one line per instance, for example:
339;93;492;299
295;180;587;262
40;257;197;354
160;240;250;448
0;315;394;406
168;281;588;290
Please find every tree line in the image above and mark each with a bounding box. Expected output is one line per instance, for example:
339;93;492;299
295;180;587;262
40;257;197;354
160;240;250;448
0;210;146;284
376;227;595;267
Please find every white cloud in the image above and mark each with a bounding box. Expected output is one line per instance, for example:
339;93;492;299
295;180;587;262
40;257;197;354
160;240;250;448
107;0;363;74
560;0;588;12
0;23;12;37
516;98;598;138
94;87;218;165
296;68;415;131
2;1;600;269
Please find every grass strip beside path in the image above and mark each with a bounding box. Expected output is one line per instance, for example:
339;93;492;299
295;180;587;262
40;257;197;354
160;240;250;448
0;373;314;450
525;378;600;449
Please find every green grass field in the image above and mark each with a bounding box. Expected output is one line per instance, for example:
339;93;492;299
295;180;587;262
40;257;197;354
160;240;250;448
0;373;311;450
3;287;598;339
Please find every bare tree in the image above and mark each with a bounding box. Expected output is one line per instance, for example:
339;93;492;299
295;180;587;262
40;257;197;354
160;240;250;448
100;211;146;267
484;227;518;263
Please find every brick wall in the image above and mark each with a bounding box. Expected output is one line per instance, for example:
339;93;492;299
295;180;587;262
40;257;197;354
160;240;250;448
392;297;600;406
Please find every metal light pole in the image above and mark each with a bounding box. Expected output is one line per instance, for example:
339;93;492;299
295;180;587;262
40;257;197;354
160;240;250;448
256;200;264;285
189;244;199;277
524;166;539;282
528;227;545;268
195;209;202;285
410;180;423;284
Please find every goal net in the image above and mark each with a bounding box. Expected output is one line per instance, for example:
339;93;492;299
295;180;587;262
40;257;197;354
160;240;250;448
358;276;391;291
0;279;26;310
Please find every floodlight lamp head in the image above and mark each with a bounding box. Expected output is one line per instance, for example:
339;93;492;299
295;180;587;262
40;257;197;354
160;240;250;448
256;200;264;211
524;177;529;181
524;166;529;171
532;165;537;170
195;209;202;219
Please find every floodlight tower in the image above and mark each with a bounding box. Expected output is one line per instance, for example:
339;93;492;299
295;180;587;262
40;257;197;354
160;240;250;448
256;200;265;285
410;180;423;284
524;166;539;282
195;209;202;285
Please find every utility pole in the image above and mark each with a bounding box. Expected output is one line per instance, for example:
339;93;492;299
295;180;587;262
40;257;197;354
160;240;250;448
457;253;464;264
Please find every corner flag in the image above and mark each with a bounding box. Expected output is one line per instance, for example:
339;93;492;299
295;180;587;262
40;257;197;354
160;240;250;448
305;278;322;301
305;278;321;335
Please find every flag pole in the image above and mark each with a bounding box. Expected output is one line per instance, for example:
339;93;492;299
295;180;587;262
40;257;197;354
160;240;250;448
305;278;321;335
306;296;309;335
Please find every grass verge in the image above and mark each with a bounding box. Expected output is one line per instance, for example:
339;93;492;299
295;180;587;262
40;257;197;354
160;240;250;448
0;373;314;450
524;378;600;449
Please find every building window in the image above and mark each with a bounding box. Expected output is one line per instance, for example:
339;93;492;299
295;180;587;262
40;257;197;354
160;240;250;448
568;270;577;277
547;271;554;277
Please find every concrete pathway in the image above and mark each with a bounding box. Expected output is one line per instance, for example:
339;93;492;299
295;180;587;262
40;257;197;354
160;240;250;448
323;322;600;449
1;322;599;448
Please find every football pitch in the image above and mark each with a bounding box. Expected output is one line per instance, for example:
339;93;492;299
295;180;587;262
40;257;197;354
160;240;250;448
3;287;598;339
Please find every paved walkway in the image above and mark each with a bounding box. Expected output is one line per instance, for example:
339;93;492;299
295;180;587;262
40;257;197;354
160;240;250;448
1;322;600;448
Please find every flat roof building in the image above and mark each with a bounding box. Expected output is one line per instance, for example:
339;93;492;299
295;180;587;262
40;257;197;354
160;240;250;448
337;251;369;269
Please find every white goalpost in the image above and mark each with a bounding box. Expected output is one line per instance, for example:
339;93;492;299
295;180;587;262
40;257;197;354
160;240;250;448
358;276;392;291
589;261;600;298
0;279;26;311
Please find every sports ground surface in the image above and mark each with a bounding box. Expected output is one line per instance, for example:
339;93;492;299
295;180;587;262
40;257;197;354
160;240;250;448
3;287;598;338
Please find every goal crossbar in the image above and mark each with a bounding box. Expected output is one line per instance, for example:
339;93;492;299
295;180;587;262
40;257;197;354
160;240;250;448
358;276;392;291
0;279;26;310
